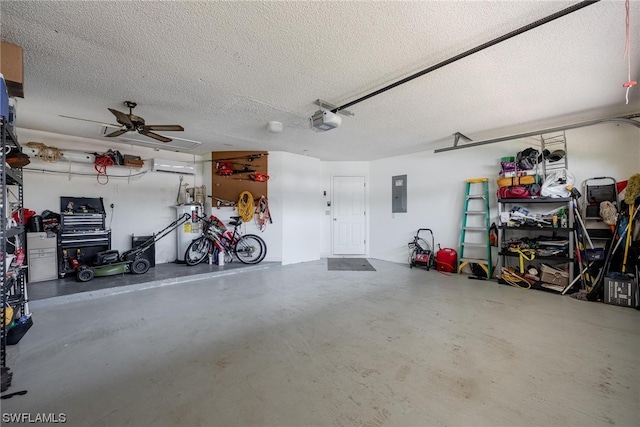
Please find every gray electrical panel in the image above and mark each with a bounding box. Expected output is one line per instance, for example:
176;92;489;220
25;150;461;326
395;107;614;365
392;175;407;213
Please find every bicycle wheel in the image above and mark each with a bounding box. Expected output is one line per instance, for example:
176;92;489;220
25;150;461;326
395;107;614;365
234;234;266;264
185;237;212;266
246;234;267;263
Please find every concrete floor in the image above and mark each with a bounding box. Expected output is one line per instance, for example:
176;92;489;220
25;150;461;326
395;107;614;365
26;260;273;303
3;259;639;426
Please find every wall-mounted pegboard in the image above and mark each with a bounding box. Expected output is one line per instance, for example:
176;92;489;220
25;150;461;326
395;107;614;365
210;151;268;206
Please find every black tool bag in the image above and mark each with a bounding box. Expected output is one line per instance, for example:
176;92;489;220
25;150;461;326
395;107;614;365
106;149;124;166
516;147;540;170
6;316;33;345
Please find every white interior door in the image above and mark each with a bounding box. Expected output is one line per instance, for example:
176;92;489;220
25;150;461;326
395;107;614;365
333;176;365;255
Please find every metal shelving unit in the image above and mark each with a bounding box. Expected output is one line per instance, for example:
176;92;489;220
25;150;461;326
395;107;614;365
496;197;574;292
540;131;568;179
1;116;27;389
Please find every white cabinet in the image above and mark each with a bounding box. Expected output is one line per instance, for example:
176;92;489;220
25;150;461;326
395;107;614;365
27;232;57;282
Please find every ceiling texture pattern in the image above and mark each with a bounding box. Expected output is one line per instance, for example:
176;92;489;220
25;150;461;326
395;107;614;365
1;1;638;160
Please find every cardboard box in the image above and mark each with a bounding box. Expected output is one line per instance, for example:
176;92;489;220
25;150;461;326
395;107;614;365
0;42;24;98
540;263;569;287
604;276;637;307
123;155;144;168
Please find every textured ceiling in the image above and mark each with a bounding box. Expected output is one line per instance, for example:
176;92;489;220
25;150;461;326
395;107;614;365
1;1;638;160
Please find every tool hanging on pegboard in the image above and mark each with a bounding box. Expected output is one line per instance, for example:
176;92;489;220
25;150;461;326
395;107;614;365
255;195;272;231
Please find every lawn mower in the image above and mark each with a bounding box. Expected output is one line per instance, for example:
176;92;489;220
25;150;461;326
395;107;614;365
408;228;436;270
75;213;190;282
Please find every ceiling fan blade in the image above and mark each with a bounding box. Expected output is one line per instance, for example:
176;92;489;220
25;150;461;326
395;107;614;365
59;115;120;127
139;130;172;143
104;129;129;138
108;108;134;128
142;125;184;132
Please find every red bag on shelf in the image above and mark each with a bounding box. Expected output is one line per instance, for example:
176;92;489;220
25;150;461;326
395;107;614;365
497;186;529;199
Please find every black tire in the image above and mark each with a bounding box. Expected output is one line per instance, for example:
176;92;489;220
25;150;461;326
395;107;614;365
76;267;94;282
249;234;267;263
131;258;150;275
243;234;267;263
234;234;266;264
185;237;212;266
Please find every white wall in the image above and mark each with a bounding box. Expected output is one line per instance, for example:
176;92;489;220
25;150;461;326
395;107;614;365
273;152;322;265
17;130;319;267
319;161;370;257
200;151;320;265
369;123;640;264
16;122;638;268
17;129;205;264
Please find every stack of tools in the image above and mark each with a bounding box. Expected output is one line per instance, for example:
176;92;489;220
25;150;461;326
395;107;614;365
584;174;640;304
560;175;640;305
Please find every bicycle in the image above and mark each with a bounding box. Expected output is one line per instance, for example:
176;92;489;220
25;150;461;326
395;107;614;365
184;215;267;266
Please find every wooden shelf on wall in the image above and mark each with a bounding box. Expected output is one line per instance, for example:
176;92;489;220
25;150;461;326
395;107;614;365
211;151;268;204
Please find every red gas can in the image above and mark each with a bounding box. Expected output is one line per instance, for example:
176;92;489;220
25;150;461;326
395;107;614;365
436;248;458;273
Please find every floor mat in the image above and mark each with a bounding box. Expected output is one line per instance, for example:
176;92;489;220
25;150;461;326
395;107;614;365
328;258;376;271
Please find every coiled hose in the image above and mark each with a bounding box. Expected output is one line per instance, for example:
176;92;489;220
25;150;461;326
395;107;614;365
237;191;254;222
94;154;114;185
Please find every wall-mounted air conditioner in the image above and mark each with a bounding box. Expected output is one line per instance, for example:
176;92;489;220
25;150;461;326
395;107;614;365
152;158;196;175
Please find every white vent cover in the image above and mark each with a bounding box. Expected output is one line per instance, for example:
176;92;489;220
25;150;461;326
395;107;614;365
99;125;203;152
152;158;196;175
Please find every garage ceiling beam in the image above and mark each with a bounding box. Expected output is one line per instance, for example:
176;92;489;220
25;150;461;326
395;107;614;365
434;113;640;153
